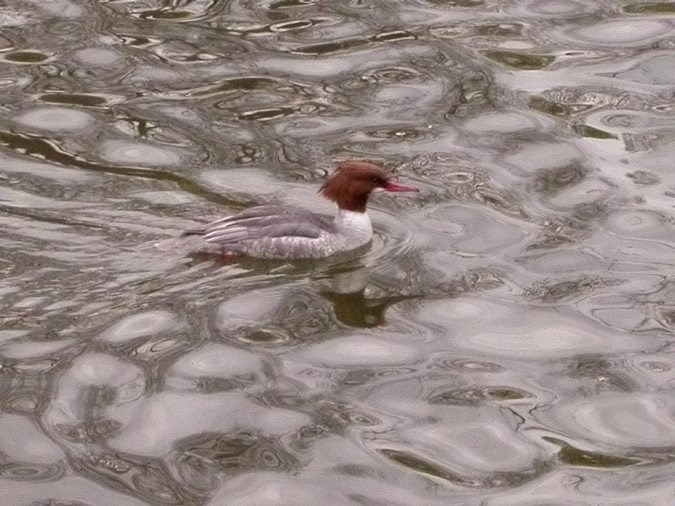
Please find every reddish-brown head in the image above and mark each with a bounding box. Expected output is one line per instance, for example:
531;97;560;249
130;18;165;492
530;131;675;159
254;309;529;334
319;162;418;212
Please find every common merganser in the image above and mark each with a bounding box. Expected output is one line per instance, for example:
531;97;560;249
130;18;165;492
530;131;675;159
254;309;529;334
182;161;418;259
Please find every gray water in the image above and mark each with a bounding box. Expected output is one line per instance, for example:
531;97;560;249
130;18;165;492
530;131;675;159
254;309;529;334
1;1;675;505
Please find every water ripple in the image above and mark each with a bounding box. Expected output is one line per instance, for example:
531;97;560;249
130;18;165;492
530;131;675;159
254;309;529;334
2;0;675;503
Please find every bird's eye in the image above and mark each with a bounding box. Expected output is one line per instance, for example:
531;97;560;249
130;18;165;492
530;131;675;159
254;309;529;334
371;176;381;184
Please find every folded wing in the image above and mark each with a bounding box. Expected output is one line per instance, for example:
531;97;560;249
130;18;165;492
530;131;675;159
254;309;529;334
202;205;334;246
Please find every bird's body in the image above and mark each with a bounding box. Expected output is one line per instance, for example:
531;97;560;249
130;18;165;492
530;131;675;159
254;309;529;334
181;162;417;260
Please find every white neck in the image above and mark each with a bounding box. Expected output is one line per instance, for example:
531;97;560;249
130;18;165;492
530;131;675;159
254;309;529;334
335;209;373;245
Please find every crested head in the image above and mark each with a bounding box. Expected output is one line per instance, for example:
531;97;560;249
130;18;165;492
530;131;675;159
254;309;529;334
320;161;418;212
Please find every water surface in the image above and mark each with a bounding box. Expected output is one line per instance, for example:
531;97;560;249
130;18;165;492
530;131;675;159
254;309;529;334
1;0;675;504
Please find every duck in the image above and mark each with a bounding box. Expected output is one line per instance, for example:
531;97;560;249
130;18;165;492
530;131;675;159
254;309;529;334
182;161;418;259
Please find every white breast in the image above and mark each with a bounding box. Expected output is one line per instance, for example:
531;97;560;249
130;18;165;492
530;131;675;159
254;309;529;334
334;210;373;248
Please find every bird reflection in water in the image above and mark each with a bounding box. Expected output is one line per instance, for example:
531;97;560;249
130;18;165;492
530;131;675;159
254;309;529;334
320;264;415;328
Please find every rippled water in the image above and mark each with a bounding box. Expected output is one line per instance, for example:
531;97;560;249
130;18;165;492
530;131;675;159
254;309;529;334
1;0;674;504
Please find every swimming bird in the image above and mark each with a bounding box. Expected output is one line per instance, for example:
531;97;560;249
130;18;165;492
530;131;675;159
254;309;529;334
182;161;418;259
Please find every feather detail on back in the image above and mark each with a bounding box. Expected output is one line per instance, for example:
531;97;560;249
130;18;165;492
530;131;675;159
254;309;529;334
202;204;335;246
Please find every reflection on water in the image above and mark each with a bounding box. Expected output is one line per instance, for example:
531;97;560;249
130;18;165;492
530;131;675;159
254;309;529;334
1;0;675;504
